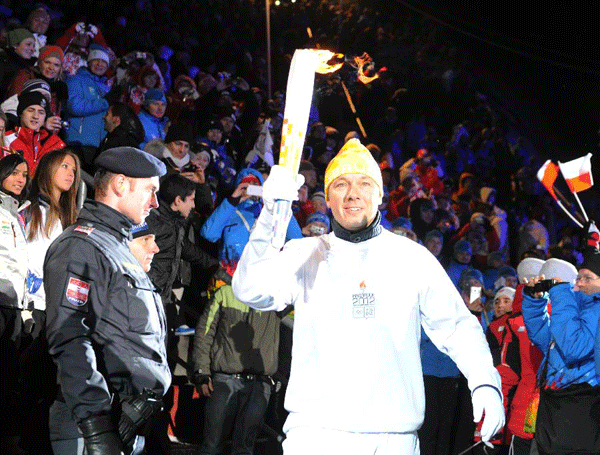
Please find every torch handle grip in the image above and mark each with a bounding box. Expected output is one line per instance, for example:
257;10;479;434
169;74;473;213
271;199;292;249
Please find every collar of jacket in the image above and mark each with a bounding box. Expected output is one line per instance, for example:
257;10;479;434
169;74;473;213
331;211;382;243
0;190;20;217
156;198;186;222
78;200;134;239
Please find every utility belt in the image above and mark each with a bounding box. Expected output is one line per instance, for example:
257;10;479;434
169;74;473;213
215;372;274;385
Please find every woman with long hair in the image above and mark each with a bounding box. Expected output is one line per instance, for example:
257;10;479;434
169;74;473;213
0;153;30;454
25;148;80;330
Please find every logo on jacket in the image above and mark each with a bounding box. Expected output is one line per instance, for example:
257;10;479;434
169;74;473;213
66;277;90;306
74;225;95;235
352;280;376;319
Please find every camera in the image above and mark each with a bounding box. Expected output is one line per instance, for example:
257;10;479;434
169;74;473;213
310;225;325;235
181;163;197;173
524;279;559;296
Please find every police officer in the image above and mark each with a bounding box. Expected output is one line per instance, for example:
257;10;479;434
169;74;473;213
44;147;171;455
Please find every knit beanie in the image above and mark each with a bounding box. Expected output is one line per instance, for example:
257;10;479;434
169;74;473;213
306;211;330;230
454;239;472;255
17;91;49;118
8;28;34;47
494;286;515;302
392;216;412;230
498;266;517;279
458;267;484;290
21;78;51;96
87;43;110;65
324;138;383;200
424;229;443;244
164;123;194;145
540;258;578;283
516;257;544;281
38;45;64;64
143;88;166;105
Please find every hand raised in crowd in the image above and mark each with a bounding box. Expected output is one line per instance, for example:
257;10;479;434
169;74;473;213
231;181;254;203
45;115;63;134
522;274;563;299
181;165;205;184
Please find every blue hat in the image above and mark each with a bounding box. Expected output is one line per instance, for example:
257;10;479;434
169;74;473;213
94;147;166;178
392;217;412;230
131;222;154;238
459;267;484;290
87;43;110;65
144;88;166;105
454;239;472;255
307;211;330;230
497;266;517;279
424;229;443;244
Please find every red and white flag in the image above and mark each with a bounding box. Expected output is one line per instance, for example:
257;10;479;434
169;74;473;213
558;153;594;193
537;160;559;200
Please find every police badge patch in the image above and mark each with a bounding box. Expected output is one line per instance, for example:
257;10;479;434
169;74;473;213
66;277;90;306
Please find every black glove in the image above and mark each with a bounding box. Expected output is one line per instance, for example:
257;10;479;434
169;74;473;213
193;373;211;388
78;414;124;455
118;390;163;449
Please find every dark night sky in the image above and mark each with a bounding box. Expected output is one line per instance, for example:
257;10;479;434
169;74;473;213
404;1;600;161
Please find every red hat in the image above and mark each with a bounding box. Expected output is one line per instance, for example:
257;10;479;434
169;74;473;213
38;45;64;64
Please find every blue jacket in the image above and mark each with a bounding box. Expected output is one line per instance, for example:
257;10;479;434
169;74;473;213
446;259;469;290
65;67;109;147
420;328;460;378
139;109;168;148
201;168;302;263
522;282;600;389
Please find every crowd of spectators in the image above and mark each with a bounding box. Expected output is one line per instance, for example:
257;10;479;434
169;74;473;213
0;0;599;454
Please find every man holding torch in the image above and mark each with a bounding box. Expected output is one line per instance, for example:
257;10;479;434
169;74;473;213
232;137;504;454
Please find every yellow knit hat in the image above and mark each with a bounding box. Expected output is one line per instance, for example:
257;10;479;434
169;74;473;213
324;138;383;200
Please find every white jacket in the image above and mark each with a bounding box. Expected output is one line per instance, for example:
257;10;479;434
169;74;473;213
233;209;501;434
25;199;63;311
0;191;29;309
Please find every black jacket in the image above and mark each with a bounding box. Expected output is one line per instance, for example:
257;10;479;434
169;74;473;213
146;200;218;303
44;200;171;425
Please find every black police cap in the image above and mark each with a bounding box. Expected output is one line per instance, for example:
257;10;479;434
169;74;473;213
94;147;166;178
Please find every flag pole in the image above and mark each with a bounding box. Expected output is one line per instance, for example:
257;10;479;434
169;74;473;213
556;200;583;228
554;186;586;225
573;192;589;222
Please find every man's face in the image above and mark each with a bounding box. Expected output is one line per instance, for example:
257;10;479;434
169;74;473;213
21;105;46;131
172;192;195;219
118;176;160;224
455;250;472;265
129;234;159;272
103;107;120;133
326;174;382;232
39;56;61;79
300;169;317;189
574;268;600;295
146;101;166;119
89;59;108;77
166;140;190;160
220;116;234;134
425;236;443;257
207;128;222;144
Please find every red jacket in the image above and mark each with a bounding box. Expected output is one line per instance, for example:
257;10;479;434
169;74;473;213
502;285;543;440
5;127;65;176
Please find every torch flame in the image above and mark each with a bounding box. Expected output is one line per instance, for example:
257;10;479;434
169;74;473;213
308;49;344;74
353;53;386;84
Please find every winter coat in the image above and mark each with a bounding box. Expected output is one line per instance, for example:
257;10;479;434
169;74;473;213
139;109;168;149
0;190;29;310
146;201;218;304
24;197;64;311
0;47;35;97
7;66;69;118
522;282;600;389
420;328;460;378
191;284;280;376
5;127;65;176
64;67;109;147
200;168;302;264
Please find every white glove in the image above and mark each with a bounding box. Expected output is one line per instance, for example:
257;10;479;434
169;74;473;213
262;165;305;213
472;386;504;447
